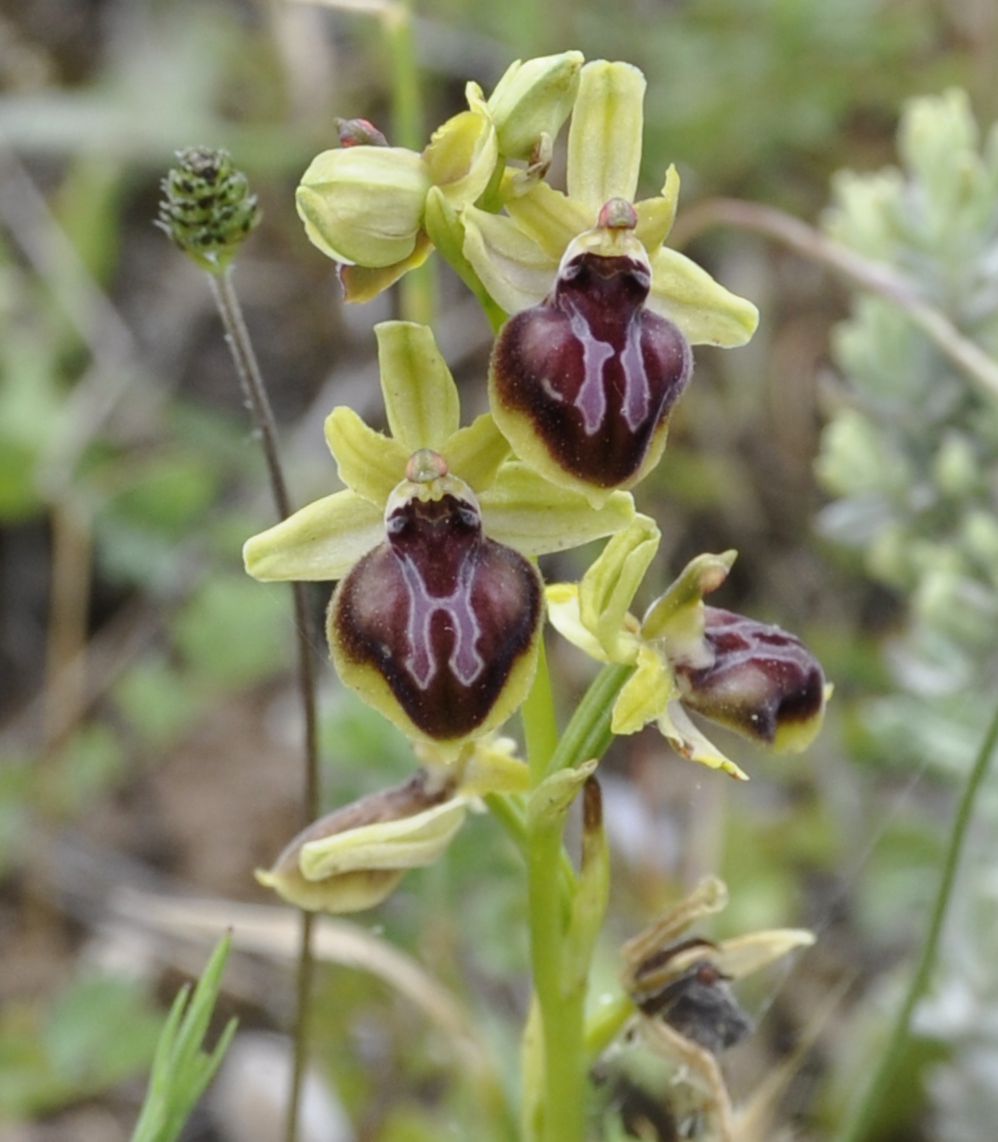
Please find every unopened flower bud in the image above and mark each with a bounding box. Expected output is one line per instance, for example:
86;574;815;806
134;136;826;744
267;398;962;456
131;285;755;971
487;51;583;161
256;770;467;913
489;207;692;500
296;145;430;267
329;459;542;747
673;608;827;752
157;147;261;274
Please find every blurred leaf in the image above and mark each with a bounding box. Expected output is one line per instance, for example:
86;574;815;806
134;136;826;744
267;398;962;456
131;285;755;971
174;572;292;689
105;453;220;540
0;975;161;1118
112;656;208;749
47;723;126;814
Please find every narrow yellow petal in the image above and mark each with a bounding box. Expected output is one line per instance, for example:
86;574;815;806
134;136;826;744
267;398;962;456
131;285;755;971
324;407;408;505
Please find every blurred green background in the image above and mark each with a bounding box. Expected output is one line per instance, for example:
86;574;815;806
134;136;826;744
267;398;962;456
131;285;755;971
2;1;997;1139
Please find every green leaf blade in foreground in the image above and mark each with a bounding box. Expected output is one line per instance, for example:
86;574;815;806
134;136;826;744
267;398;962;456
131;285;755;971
131;933;236;1142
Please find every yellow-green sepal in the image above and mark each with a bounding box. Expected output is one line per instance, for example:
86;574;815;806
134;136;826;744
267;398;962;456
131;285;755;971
256;862;405;913
338;233;434;303
504;181;593;261
640;549;736;664
479;463;635;555
299;797;470;880
656;700;749;781
375;320;460;450
463;206;559;315
487;51;583;161
423;83;499;209
579;514;660;658
545;583;616;664
612;644;674;735
444;413;510;491
647;246;760;347
423;188;507;326
567;60;645;212
243;490;382;582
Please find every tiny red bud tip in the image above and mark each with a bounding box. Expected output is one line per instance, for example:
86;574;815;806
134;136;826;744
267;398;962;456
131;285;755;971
336;117;389;148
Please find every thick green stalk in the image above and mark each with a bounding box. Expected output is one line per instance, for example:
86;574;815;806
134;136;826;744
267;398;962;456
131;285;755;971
526;821;587;1142
838;699;998;1142
547;663;633;778
520;658;633;1140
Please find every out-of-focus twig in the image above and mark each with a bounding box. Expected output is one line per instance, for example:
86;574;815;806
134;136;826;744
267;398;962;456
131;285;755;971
671;198;998;401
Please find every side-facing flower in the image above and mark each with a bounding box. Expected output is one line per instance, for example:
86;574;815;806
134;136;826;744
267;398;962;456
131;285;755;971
256;768;467;913
257;736;530;913
546;517;829;778
244;321;634;751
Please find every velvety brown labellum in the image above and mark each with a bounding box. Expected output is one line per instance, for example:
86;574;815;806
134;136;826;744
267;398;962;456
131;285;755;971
491;252;693;487
641;959;752;1053
332;492;541;740
675;607;825;745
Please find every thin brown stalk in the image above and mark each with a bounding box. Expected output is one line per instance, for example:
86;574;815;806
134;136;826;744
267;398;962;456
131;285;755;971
207;268;320;1142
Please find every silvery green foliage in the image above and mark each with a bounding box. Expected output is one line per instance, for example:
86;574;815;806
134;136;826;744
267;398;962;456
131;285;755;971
817;91;998;1142
817;89;998;762
916;828;998;1142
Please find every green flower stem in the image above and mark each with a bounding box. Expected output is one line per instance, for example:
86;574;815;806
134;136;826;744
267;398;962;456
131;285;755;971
382;0;436;326
526;819;586;1142
838;698;998;1142
520;657;634;1140
206;270;319;1142
524;634;560;788
584;992;636;1063
547;663;634;777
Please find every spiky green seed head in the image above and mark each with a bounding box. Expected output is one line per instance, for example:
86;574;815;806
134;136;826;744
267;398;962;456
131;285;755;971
158;146;261;274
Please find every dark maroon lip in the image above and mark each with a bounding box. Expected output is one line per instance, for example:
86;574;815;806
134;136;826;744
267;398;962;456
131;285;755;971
491;250;692;488
332;493;542;739
675;607;826;744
